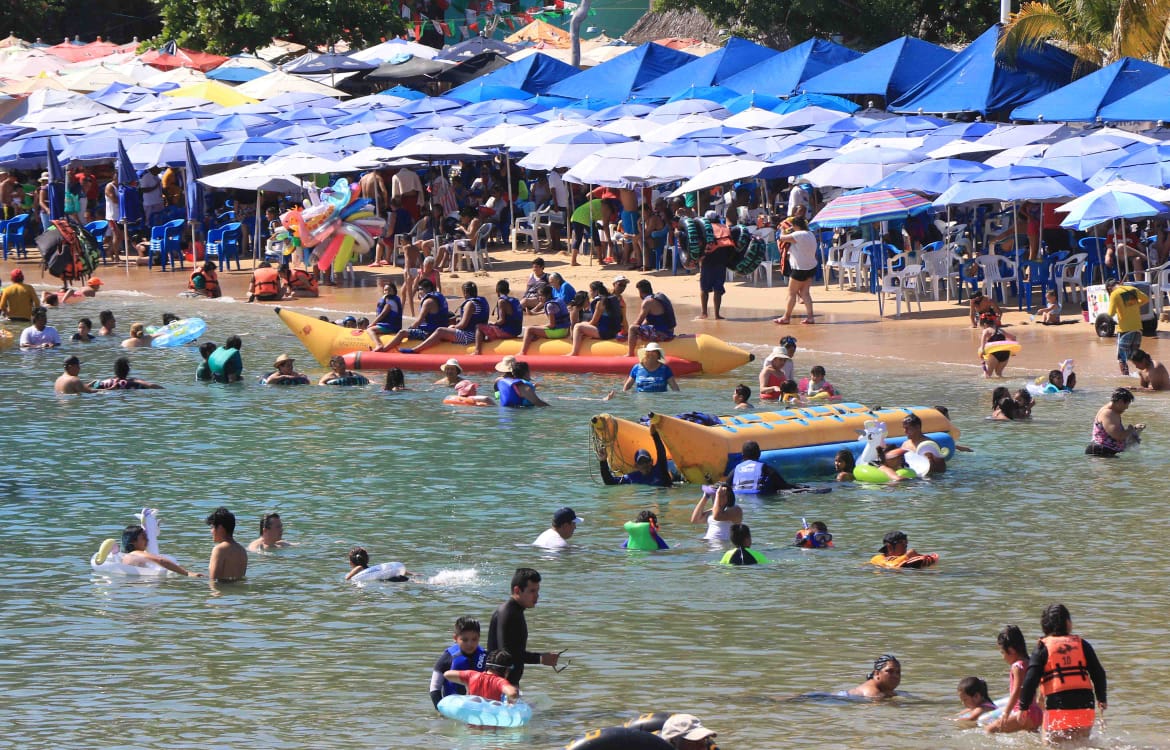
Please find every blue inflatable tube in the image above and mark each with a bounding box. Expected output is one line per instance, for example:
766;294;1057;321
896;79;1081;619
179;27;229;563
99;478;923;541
728;432;956;482
436;694;532;727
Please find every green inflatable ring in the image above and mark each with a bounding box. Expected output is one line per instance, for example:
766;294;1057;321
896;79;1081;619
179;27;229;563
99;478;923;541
853;465;917;484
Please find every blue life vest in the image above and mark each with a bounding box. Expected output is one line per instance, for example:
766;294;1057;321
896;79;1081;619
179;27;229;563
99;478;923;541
731;459;766;494
546;299;571;329
497;376;534;408
420;292;449;333
645;292;676;333
593;294;621;338
376;294;403;332
442;644;487;698
460;296;490;327
500;295;523;336
630;363;672;393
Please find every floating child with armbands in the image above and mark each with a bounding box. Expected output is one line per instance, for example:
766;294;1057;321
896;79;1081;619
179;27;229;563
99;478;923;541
443;649;519;703
430;616;487;709
721;523;770;565
795;520;833;548
984;624;1043;734
869;530;937;569
624;510;669;550
954;676;998;722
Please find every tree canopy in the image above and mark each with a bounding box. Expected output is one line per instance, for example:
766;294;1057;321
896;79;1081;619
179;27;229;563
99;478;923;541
999;0;1170;69
652;0;999;49
153;0;407;54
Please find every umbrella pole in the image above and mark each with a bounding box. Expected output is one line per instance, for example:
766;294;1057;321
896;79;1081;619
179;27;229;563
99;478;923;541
122;221;131;276
1015;200;1023;311
504;148;513;252
254;191;262;264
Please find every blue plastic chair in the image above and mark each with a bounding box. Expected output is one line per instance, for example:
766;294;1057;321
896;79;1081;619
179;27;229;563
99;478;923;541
1020;256;1058;311
205;221;243;270
0;213;31;260
1078;236;1112;286
84;220;110;262
147;219;186;270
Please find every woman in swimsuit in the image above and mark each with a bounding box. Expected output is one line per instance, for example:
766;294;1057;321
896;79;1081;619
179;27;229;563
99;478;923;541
1085;387;1144;457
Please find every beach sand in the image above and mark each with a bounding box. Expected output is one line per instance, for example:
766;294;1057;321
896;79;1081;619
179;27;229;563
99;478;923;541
6;245;1149;384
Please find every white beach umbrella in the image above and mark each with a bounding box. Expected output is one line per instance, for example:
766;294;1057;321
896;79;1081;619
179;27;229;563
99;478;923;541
598;116;661;139
464;123;532;149
983;143;1050;168
804;146;929;189
257;153;341;176
668;158;774;197
564;140;665;187
641;115;725;144
199;161;304;192
385;133;488;160
504;119;590;153
723;107;790;130
622;141;746;184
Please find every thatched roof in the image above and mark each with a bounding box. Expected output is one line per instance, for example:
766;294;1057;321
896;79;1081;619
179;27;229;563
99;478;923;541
623;9;723;46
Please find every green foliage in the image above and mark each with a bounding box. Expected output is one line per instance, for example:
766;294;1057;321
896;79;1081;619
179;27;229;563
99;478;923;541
652;0;998;49
153;0;406;54
1000;0;1170;67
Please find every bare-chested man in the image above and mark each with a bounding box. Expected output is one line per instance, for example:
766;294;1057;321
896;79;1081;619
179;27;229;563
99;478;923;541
206;506;248;582
1130;349;1170;391
54;356;97;394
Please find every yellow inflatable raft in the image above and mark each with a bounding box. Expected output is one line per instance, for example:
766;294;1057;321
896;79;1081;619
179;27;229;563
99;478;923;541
274;307;753;374
592;404;959;484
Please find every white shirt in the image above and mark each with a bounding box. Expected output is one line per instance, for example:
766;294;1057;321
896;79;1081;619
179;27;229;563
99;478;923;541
785;230;819;270
391;168;423;198
20;325;61;347
548;171;568;208
788;185;809;216
139;172;163;208
533;528;568;549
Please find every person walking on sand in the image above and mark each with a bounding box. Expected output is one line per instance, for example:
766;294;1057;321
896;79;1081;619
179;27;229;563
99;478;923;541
1106;278;1149;375
773;216;818;325
206;506;247;582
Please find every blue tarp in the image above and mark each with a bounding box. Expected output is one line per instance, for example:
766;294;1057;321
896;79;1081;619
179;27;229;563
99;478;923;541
1013;57;1169;121
1092;60;1170;122
720;38;862;97
545;42;697;100
891;25;1077;116
631;36;778;101
449;52;580;97
801;36;955;100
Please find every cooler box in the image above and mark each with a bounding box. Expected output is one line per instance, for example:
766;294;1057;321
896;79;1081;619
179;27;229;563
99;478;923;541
1086;282;1157;337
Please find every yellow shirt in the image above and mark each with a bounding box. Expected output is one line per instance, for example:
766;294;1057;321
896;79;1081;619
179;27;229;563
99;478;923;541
0;282;37;319
1107;285;1148;333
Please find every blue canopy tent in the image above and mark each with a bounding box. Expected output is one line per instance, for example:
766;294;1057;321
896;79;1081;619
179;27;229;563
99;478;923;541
545;43;697;101
720;38;861;98
891;25;1078;117
449;53;580;98
206;66;269;83
630;36;778;101
1096;63;1170;122
1012;58;1169;121
801;36;955;102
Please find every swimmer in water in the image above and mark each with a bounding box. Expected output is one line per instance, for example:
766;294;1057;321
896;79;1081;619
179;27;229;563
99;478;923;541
732;383;753;410
847;654;902;699
206;506;247;582
344;546;414;581
120;524;204;577
248;513;292;552
954;676;996;721
834;449;855;481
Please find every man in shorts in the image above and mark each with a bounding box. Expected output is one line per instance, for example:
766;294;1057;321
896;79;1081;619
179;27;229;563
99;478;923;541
400;281;488;354
475;279;523;354
698;212;731;320
519;283;571;355
626;279;677;357
1107;278;1148;375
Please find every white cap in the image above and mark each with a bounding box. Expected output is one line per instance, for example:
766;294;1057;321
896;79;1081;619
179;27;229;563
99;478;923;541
660;714;716;742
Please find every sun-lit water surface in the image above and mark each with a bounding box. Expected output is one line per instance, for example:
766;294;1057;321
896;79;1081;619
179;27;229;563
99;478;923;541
2;294;1168;750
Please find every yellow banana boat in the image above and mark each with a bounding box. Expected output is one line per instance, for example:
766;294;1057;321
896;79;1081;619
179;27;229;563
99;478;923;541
274;306;753;373
592;404;960;484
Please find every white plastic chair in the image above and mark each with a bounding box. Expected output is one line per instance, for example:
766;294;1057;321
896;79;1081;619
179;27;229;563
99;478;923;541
512;211;540;250
1053;252;1088;308
920;246;960;301
880;263;924;318
752;227;777;287
1143;260;1170;315
974;254;1018;302
822;237;864;289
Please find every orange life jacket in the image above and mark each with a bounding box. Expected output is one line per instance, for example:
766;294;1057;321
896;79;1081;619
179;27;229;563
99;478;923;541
707;222;736;254
1040;635;1092;695
188;268;221;298
252;266;280;298
287;268;318;294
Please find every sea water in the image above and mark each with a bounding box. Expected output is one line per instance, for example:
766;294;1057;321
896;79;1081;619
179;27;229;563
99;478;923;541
2;294;1168;749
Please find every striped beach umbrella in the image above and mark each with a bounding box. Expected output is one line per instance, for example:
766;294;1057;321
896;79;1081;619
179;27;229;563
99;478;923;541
811;188;932;228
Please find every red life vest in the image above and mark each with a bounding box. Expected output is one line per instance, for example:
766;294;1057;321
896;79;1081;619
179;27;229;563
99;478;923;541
188;268;221;298
287;269;318;295
252;266;280;298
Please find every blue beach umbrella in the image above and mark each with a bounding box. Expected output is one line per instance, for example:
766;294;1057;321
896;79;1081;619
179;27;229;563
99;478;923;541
723;92;785;114
934;165;1093;206
773;93;860;114
1056;188;1168;230
1087;143;1170;188
183;139;203;225
281;106;348;125
919;122;998;154
264;123;333;141
399;96;468;116
0;128;77;169
382;85;425;100
460;99;544;118
587;103;655;123
127;129;222;168
862;115;950;138
804;115;880;135
197;137;296;166
60;128;150;163
871;158;992;196
666;85;739;104
409;113;471;130
648;99;731;123
332;109;409;126
115;138;143;263
455;84;532;104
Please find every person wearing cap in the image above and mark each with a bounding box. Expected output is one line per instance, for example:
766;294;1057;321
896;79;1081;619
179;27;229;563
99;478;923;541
758;348;793;400
597;424;671;486
625;280;676;358
494;358;548;407
399;281;489;355
1;269;38;322
19;307;61;349
436;358;463;386
35;172;51;231
623;342;679;393
869;530;937;569
847;654;903;699
372;276;449;353
660;713;718;749
261;354;309;385
55;356;97;394
486;567;561;686
1106;277;1149;376
474;279;523;354
533;507;580;549
519;283;571;355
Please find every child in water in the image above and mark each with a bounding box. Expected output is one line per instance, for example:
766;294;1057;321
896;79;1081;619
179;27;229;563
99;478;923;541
444;649;519;703
732;383;753;410
985;625;1042;734
834;449;855;481
722;523;770;565
430;616;487;709
954;676;997;721
623;510;668;550
345;546;412;581
800;365;837;398
795;520;833;548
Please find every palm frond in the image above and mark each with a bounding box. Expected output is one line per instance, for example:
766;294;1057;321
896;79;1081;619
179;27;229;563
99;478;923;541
999;3;1074;65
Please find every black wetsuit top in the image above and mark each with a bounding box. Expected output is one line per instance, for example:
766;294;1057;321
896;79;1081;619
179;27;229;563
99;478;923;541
599;431;672;487
487;598;540;686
